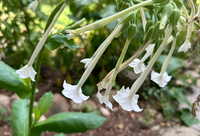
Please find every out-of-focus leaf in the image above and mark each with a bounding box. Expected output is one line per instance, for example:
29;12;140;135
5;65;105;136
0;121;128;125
30;112;106;134
181;108;199;126
45;34;80;50
0;61;31;99
10;99;29;136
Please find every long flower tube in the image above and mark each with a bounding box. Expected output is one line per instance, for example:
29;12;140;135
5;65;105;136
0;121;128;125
151;38;176;87
66;0;153;38
115;26;172;111
178;0;195;53
16;3;67;81
81;17;125;69
97;39;153;91
62;25;123;103
97;39;131;110
129;25;173;97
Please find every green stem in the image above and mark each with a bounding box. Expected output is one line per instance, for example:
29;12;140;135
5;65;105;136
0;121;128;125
28;0;69;130
110;39;130;85
72;0;153;34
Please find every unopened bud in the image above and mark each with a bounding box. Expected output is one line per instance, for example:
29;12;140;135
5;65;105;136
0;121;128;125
169;9;181;27
152;21;164;39
121;11;135;24
115;22;130;38
144;26;154;43
128;24;137;40
145;20;153;33
160;4;173;29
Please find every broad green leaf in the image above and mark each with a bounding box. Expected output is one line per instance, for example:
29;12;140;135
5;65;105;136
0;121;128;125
10;99;29;136
31;112;106;134
37;92;54;118
0;61;31;99
181;108;199;126
45;34;80;50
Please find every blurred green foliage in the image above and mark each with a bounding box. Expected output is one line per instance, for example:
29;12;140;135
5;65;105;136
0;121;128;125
0;0;47;68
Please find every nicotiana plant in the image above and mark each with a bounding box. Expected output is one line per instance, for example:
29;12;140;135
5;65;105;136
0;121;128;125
1;0;200;135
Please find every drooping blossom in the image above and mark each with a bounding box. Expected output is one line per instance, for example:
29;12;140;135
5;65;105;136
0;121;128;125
80;58;91;69
178;39;191;53
16;65;37;82
96;90;113;110
28;0;39;12
113;86;142;112
16;3;67;81
129;58;146;74
62;81;89;103
151;71;171;87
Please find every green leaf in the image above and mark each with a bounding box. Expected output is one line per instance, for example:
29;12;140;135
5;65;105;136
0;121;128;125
0;61;31;99
33;107;40;124
181;108;199;126
37;92;54;118
31;112;106;134
45;34;80;50
10;99;29;136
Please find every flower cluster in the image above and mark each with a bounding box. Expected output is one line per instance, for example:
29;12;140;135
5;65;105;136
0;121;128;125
16;0;199;112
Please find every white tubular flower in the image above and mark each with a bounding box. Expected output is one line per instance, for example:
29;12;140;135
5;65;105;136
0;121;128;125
151;71;171;87
16;65;37;82
96;90;113;110
129;58;146;74
16;3;67;81
28;0;39;12
178;38;191;53
62;81;89;103
80;58;91;69
113;86;142;112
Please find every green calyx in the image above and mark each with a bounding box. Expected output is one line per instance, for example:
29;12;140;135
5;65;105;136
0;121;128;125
145;20;153;33
121;11;135;24
169;9;181;27
115;22;130;38
159;4;173;29
144;26;154;43
152;21;164;39
127;24;137;40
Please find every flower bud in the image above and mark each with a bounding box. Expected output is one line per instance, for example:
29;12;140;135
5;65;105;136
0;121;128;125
152;21;164;39
117;1;123;11
115;22;130;38
122;2;130;10
160;4;173;29
169;9;181;27
121;11;135;24
128;24;137;40
144;26;154;43
145;20;153;33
